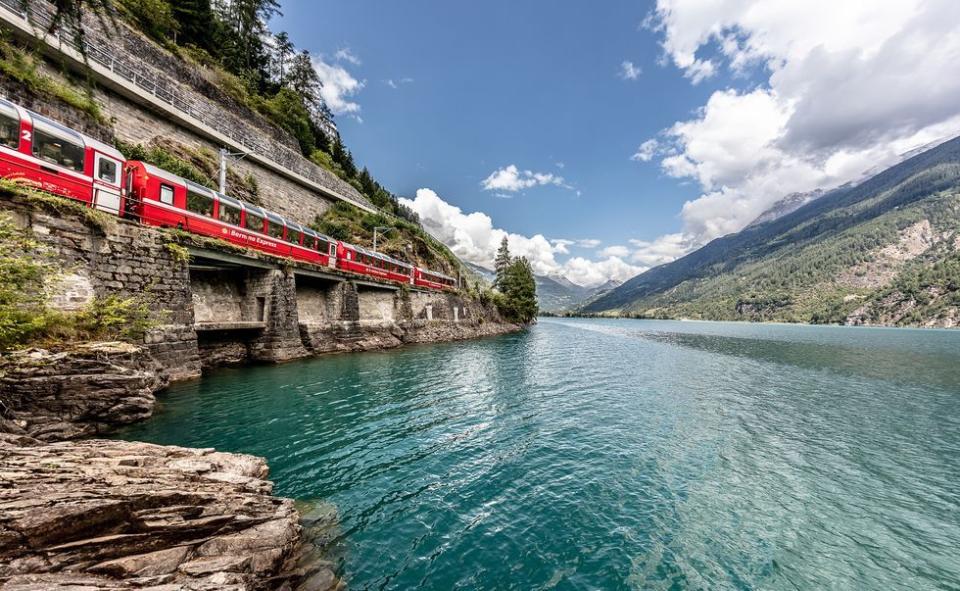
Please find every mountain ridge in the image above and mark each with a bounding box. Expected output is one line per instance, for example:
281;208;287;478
583;134;960;327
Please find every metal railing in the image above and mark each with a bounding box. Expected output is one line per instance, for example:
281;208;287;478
0;0;374;211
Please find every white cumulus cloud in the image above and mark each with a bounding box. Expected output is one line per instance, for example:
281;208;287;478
481;164;572;193
633;0;960;260
333;48;361;65
629;234;694;268
312;57;365;117
620;60;642;80
563;256;643;287
631;139;660;162
400;189;641;287
600;245;630;258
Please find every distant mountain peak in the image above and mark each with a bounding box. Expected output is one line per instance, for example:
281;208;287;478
745;136;954;230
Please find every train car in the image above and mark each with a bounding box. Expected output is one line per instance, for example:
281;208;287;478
414;267;458;291
0;97;125;215
125;160;337;266
336;241;414;285
0;97;456;293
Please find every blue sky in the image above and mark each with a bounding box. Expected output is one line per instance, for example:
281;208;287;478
274;1;960;286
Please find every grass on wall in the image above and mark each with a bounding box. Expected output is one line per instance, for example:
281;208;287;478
0;209;154;352
0;35;105;124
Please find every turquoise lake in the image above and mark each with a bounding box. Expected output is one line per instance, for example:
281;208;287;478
119;318;960;590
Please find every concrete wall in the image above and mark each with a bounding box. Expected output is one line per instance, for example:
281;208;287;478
296;281;336;325
191;271;246;324
357;288;397;326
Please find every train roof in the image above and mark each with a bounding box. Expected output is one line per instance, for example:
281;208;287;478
420;268;456;281
184;179;215;198
218;193;242;208
28;110;125;161
302;227;336;243
343;241;412;268
84;136;126;161
141;162;188;186
29;112;84;145
243;203;266;216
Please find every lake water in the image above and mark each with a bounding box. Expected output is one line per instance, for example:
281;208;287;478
119;318;960;590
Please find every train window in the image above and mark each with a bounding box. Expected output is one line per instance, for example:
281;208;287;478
329;243;336;256
245;211;264;232
266;220;284;240
186;190;214;217
159;184;174;205
289;229;303;245
97;157;118;184
317;239;329;253
0;104;18;149
32;129;84;172
219;202;241;225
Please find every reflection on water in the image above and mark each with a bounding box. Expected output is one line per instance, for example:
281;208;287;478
120;318;960;590
641;329;960;388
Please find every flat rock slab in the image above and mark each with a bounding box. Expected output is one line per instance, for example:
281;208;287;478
0;437;339;590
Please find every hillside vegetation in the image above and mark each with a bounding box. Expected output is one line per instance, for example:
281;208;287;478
313;202;463;277
35;0;466;277
584;136;960;328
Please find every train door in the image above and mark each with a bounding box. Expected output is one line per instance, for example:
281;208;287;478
92;152;122;215
328;242;337;268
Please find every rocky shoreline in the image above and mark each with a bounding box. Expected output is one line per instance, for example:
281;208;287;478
0;325;521;589
0;343;167;442
0;437;339;590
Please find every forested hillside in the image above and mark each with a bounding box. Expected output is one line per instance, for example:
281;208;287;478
584;136;960;327
41;0;466;275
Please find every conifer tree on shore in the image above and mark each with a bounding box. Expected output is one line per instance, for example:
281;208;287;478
494;237;511;290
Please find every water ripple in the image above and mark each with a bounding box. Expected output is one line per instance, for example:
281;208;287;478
119;318;960;590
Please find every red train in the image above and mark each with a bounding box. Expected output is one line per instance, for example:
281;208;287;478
0;97;457;291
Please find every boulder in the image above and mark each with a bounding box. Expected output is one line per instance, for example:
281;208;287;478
0;438;340;590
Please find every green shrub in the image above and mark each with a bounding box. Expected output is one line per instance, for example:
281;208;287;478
0;213;56;351
164;243;191;265
74;294;155;342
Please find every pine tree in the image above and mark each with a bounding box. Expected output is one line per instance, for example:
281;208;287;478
273;31;294;83
494;237;511;290
499;257;538;324
331;136;357;178
171;0;215;49
287;50;320;105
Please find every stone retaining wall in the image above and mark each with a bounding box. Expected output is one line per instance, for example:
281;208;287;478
2;194;518;379
4;195;203;381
